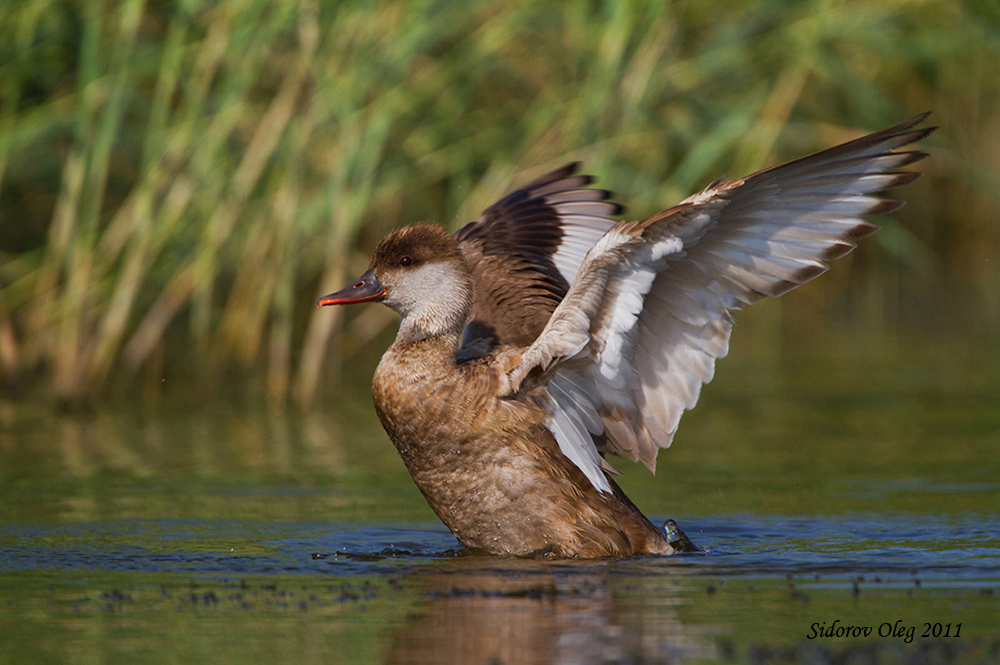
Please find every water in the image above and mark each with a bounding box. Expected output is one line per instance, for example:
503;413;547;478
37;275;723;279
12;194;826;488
2;332;999;664
1;516;997;663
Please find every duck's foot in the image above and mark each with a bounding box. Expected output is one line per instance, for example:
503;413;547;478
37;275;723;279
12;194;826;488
664;519;702;553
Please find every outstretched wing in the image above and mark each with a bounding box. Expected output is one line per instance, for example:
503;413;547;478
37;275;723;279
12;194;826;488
506;114;935;494
454;164;622;360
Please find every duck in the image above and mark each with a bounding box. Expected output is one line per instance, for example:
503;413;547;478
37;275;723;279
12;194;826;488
316;114;933;558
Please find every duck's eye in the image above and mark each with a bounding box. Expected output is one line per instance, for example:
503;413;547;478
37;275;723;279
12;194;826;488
399;256;413;267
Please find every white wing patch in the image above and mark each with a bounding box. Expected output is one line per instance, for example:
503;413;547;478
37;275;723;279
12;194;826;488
547;374;612;494
550;212;619;285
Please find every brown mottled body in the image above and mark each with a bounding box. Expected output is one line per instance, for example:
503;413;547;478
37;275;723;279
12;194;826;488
372;336;672;557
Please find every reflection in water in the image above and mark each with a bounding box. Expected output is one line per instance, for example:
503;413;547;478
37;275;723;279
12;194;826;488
8;403;347;481
385;558;716;665
1;402;358;524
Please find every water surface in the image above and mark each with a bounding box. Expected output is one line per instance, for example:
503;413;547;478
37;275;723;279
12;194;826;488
2;332;998;664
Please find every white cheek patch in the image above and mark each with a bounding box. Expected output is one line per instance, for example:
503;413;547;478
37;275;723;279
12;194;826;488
388;262;471;333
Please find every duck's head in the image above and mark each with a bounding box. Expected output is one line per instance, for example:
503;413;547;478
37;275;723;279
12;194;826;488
316;224;472;338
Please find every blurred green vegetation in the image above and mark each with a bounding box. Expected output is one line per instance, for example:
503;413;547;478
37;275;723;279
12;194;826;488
0;0;997;404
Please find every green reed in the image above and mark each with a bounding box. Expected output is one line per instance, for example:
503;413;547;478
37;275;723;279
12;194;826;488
0;0;997;404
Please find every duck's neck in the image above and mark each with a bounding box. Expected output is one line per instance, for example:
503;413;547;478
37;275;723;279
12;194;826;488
389;261;472;349
393;316;464;349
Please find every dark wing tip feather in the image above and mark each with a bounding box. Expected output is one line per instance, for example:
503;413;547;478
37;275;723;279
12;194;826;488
884;171;924;189
896;123;937;146
820;240;860;261
792;262;830;285
530;175;595;196
601;199;626;216
845;219;881;241
862;111;935;143
864;198;905;219
891;150;931;170
521;162;583;190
